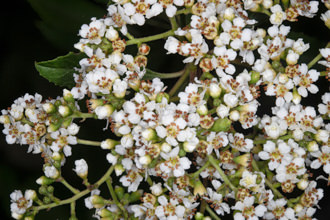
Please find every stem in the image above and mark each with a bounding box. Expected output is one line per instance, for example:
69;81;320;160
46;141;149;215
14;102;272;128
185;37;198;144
77;138;102;147
106;178;128;219
71;112;95;119
176;8;192;15
208;155;237;193
308;42;330;69
169;63;196;97
200;199;207;214
144;68;185;79
126;30;175;46
169;16;178;31
126;32;135;40
34;165;115;212
59;178;80;195
206;204;221;220
70;201;76;218
190;161;210;178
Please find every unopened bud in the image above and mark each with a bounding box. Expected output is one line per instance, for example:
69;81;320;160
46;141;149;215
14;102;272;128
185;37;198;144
63;89;74;103
101;139;118;149
223;7;235;20
193;180;207;196
297;179;309;190
230;110;240;121
294;204;303;213
292;89;301;105
307;141;319;152
233;153;252;167
197;105;208;115
128;78;140;91
195;212;204;220
115;164;125;176
91;195;105;209
249;71;260;84
42;103;56;114
129;190;143;203
58;105;72;117
209;83;222;98
139;155;152;165
161;142;172;153
0;115;10;124
141;128;157;141
156;92;169;103
211;117;231;132
95;104;114;119
98;208;115;218
183;141;197;153
36;176;54;185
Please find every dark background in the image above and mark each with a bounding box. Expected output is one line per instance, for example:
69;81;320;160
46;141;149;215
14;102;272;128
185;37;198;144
0;0;329;219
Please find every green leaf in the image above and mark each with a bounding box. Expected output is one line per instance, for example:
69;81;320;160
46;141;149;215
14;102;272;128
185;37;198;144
35;52;86;88
143;68;184;80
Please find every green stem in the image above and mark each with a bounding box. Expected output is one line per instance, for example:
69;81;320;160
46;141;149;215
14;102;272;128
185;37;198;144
71;112;95;119
169;63;196;97
77;138;102;147
144;68;185;79
21;118;34;126
70;201;76;218
208;155;237;193
190;161;210;178
176;7;192;15
200;199;207;214
126;32;135;40
126;30;175;46
308;42;330;69
59;178;80;195
106;178;128;219
34;165;115;212
169;16;178;31
206;204;221;220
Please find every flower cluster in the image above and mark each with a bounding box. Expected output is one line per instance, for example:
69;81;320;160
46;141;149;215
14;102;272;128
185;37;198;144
1;0;330;219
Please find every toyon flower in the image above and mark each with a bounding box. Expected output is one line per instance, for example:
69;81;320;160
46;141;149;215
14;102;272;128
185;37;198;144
10;190;35;217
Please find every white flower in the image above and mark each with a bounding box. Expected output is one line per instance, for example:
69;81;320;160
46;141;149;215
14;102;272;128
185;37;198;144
264;199;295;220
270;4;286;25
10;190;34;215
155;195;185;219
74;159;88;178
150;182;163;196
79;17;106;44
233;196;267;220
216;104;230;118
67;123;80;136
310;145;330;174
239;171;257;189
119;167;143;192
159;147;191;177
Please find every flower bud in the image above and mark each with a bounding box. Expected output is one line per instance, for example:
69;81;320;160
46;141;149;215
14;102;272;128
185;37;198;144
95;104;114;119
230;110;240;121
11;212;23;220
0;115;10;124
294;204;303;213
58;105;72;117
42;103;56;114
129;190;143;203
87;99;104;110
63;89;74;103
106;27;119;41
197;105;208;115
115;186;125;200
156;92;169;103
233;153;252;167
315;129;329;143
44;166;60;179
91;195;105;209
278;73;289;84
193;180;207;196
307;141;319;152
262;0;273;9
139;155;152;165
74;159;88;179
216;104;230;118
209;83;221;98
293;129;304;141
115;164;125;176
297;179;309;190
150;183;163;196
101;139;118;149
141;128;157;141
36;176;54;185
25;190;37;201
286;50;299;65
211;117;231;132
223;7;235;20
249;71;260;84
183;141;197;153
292;89;301;105
161;142;172;153
195;212;204;220
128;78;140;91
203;217;212;220
98;208;115;218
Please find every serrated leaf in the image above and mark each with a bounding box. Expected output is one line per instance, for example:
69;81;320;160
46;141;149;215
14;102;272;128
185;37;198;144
35;52;86;88
143;68;184;80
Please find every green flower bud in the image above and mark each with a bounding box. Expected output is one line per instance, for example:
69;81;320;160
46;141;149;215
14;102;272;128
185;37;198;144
36;176;54;185
156;92;169;103
115;186;125;200
58;105;72;117
141;128;157;141
197;105;208;115
91;195;105;209
307;141;319;152
128;78;140;91
38;186;48;195
233;153;252;167
210;118;231;132
195;212;204;220
179;148;186;157
42;103;56;114
249;71;260;84
101;139;118;150
43;196;51;204
98;208;115;218
114;164;125;176
47;186;54;194
128;190;143;203
63;89;74;103
193;180;207;196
